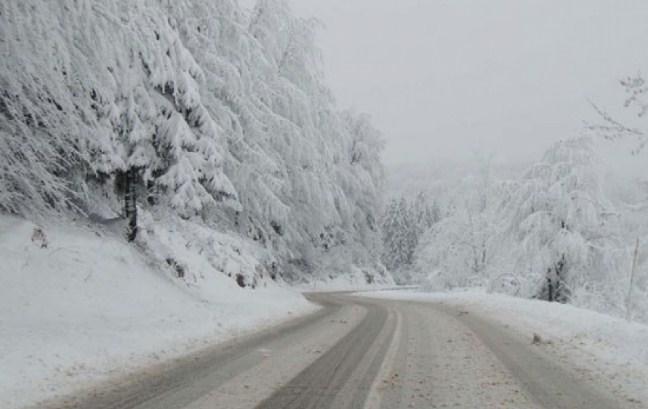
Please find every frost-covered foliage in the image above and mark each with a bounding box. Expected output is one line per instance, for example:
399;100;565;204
587;75;648;154
382;198;414;272
381;193;438;282
412;137;648;322
0;0;237;217
414;162;510;289
501;139;624;302
0;0;386;283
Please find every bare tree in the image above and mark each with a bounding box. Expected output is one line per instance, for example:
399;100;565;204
587;75;648;154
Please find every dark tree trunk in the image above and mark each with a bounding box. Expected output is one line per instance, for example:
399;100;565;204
547;272;554;302
124;168;138;242
538;254;570;303
554;254;570;303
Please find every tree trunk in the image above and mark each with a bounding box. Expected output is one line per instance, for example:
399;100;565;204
547;273;554;302
625;238;640;321
554;254;569;303
124;168;137;242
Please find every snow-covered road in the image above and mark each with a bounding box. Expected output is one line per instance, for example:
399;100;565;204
36;292;643;409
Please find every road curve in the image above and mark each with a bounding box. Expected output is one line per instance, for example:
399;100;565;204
38;293;630;409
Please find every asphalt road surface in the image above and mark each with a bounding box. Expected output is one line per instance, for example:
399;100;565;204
41;293;629;409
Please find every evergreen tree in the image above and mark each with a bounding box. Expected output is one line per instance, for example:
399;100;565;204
0;0;386;280
381;193;439;277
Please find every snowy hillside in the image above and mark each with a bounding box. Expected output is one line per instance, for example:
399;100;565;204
0;215;315;409
0;0;389;285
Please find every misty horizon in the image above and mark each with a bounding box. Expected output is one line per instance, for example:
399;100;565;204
286;0;648;166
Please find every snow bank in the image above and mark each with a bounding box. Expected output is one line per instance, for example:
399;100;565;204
0;215;314;409
360;289;648;404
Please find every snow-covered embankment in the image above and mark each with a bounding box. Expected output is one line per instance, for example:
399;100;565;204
0;215;314;409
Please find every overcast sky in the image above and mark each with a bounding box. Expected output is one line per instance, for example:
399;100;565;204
288;0;648;166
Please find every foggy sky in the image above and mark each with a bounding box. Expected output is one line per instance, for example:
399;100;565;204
290;0;648;166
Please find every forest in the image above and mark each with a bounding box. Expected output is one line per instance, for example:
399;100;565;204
2;0;647;320
383;99;648;322
0;0;387;287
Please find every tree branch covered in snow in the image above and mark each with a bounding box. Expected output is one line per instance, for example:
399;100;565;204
586;75;648;154
396;138;648;322
0;0;387;282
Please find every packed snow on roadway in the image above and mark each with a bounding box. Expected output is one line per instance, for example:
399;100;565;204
360;289;648;406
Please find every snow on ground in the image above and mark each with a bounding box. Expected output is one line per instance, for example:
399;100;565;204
359;288;648;405
0;215;315;409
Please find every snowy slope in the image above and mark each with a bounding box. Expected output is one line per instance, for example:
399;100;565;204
361;289;648;406
0;215;314;409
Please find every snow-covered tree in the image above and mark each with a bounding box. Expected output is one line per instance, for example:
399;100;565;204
381;192;440;282
501;138;620;302
412;192;440;236
413;174;501;289
587;75;648;154
411;136;647;318
381;198;413;272
0;0;387;283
